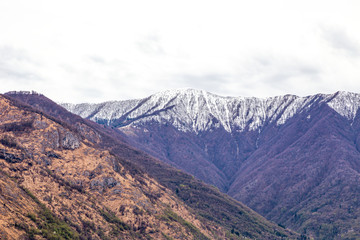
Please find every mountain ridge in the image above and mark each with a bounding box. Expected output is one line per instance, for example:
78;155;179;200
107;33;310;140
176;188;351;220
61;89;360;134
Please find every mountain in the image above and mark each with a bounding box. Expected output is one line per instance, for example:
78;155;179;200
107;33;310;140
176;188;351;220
1;91;298;239
62;89;360;239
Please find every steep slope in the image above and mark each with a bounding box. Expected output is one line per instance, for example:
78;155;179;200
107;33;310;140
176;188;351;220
0;94;218;240
2;91;298;239
62;89;360;239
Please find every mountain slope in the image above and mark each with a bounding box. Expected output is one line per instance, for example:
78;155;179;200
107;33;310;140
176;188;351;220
228;101;360;238
62;89;360;239
2;91;297;239
0;94;217;240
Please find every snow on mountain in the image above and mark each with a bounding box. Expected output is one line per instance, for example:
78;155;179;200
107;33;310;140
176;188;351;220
61;89;360;133
324;91;360;121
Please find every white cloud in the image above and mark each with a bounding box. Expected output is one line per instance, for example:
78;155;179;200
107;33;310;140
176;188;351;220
0;0;360;102
321;26;360;58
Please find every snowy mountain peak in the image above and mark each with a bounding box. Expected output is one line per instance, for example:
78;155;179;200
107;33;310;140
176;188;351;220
61;90;360;133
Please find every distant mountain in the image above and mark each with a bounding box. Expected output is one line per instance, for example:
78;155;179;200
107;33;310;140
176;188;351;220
63;89;360;239
1;91;297;239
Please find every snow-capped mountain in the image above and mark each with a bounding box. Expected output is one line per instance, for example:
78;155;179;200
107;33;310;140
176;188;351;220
62;89;360;133
63;89;360;238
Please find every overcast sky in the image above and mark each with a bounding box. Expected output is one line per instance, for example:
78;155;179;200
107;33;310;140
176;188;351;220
1;0;360;103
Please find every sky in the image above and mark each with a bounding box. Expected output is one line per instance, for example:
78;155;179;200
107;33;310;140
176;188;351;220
0;0;360;103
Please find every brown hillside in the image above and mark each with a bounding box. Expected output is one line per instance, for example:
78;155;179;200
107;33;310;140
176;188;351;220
0;95;223;239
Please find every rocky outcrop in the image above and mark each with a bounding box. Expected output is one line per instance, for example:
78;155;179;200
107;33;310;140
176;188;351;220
61;131;80;150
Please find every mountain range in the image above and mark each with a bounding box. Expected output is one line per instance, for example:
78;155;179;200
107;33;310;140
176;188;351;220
0;91;297;239
62;89;360;239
